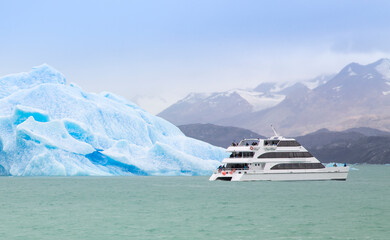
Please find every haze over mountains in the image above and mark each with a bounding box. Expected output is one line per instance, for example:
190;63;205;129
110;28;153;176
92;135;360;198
178;123;265;148
159;59;390;136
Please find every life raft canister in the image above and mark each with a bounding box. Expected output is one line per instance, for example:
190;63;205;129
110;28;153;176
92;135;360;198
250;146;254;150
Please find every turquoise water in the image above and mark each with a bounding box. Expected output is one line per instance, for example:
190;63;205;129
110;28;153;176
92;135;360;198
0;165;389;240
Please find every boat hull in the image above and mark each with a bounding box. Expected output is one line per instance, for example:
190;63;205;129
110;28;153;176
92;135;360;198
209;167;349;181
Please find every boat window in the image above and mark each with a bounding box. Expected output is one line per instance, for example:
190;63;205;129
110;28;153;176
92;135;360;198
258;152;313;158
277;141;301;147
264;140;279;146
230;152;255;158
271;163;325;170
243;152;254;158
226;163;248;169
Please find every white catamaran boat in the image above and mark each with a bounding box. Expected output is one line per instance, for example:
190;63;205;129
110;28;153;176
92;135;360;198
209;127;349;181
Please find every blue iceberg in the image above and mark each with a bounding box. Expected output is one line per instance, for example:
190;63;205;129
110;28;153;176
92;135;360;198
0;65;227;176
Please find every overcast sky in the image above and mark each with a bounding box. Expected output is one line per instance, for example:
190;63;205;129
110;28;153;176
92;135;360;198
1;0;390;113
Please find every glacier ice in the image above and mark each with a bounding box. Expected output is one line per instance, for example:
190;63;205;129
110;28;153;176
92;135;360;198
0;65;227;176
325;162;358;170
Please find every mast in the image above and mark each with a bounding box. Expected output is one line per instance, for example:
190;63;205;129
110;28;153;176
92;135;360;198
271;124;279;137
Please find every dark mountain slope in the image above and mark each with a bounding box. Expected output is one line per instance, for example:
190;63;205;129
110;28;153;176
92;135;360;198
179;123;390;164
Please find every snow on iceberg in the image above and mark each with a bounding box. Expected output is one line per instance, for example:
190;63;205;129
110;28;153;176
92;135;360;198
0;65;227;176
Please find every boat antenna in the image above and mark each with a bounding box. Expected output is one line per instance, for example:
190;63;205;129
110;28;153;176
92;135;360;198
271;125;279;137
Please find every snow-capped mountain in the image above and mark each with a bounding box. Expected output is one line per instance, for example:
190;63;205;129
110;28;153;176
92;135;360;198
159;58;390;136
239;58;390;136
158;90;254;125
301;74;335;90
158;80;319;125
0;65;227;176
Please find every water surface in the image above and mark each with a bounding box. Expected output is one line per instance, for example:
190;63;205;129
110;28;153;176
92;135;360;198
0;165;389;239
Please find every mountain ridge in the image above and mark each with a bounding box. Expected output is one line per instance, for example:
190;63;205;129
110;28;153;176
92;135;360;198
159;58;390;136
158;75;331;126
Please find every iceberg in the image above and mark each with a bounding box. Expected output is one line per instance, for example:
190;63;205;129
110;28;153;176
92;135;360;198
325;163;359;171
0;65;227;176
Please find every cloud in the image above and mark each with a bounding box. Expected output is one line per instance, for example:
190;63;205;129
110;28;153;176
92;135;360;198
330;30;390;54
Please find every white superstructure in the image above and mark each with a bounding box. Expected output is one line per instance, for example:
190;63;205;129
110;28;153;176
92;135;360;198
209;133;349;181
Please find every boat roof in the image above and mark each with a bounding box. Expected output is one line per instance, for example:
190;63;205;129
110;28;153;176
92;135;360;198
239;136;296;141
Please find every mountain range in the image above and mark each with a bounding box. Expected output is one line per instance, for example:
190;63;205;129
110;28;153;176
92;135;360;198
158;75;333;126
178;124;390;164
159;59;390;136
295;127;390;164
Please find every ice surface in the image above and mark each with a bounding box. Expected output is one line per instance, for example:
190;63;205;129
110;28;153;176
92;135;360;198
325;163;346;167
0;64;66;99
325;163;359;171
17;117;95;155
0;65;227;176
